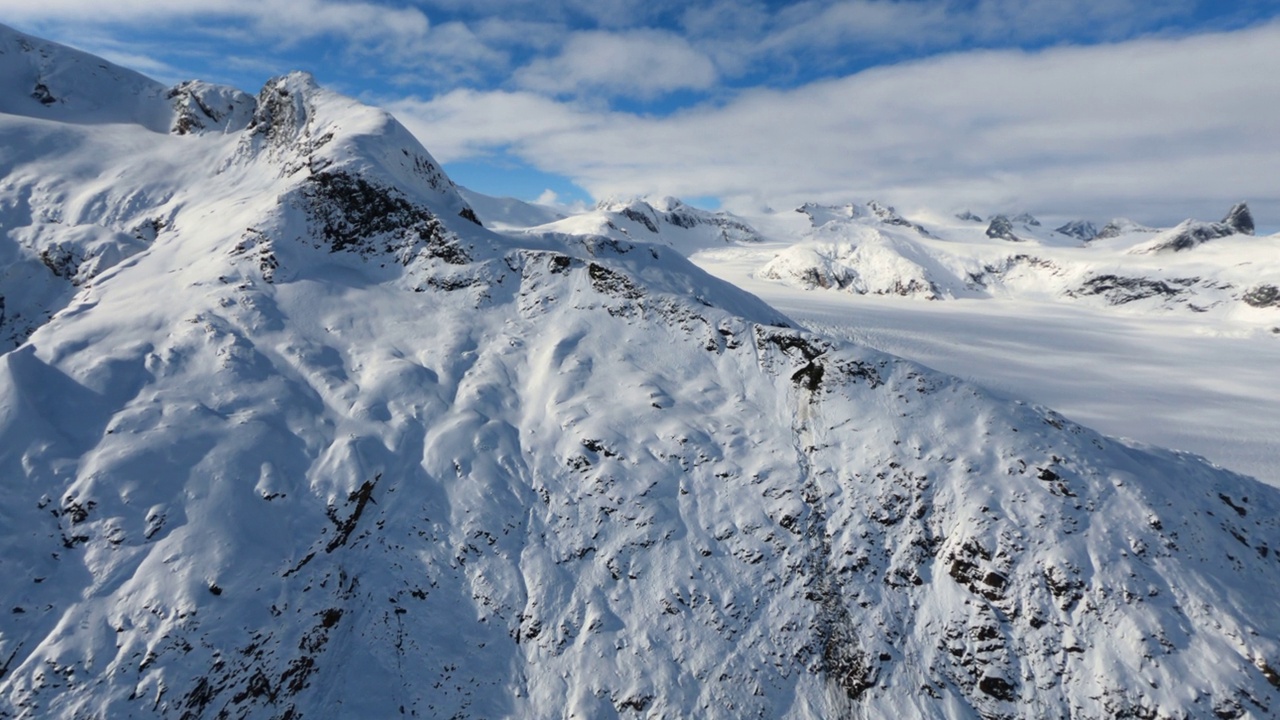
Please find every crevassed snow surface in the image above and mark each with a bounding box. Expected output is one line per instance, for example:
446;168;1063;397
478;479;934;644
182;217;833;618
4;24;1280;720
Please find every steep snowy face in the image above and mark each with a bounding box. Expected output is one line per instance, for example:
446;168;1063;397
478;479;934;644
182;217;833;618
0;28;480;353
0;24;177;132
167;81;256;136
760;227;945;300
4;29;1280;720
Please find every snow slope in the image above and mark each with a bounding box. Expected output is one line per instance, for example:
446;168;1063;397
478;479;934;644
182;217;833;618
683;202;1280;487
512;196;765;255
741;201;1280;318
4;25;1280;720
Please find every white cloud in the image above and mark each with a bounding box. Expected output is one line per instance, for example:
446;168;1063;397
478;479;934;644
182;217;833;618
686;0;1202;82
514;30;718;98
388;89;600;160
8;0;432;43
395;22;1280;226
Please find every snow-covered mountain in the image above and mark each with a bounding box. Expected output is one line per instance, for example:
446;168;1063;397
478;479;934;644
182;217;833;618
4;25;1280;720
456;188;568;231
695;199;1279;320
502;195;765;255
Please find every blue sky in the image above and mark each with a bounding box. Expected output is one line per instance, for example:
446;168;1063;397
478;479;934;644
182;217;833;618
7;1;1280;226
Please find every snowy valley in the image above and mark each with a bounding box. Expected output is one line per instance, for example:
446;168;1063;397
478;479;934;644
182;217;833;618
3;24;1280;720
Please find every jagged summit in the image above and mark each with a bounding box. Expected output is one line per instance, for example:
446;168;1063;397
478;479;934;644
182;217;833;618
1224;201;1256;235
168;80;256;135
1130;203;1257;254
1054;219;1098;241
4;27;1280;720
985;214;1021;242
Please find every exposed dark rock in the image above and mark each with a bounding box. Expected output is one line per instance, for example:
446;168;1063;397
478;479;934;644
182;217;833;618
1055;220;1098;241
1257;659;1280;689
1133;216;1242;253
39;245;79;280
868;200;933;238
325;475;380;552
663;207;699;229
166;81;254;135
956;211;983;222
587;262;644;299
1094;223;1124;241
302;170;467;263
1012;213;1041;227
978;675;1017;701
1076;274;1198;305
792;361;825;392
1222;202;1255;236
1133;203;1254;253
619;206;659;233
985;215;1020;242
1243;284;1280;308
616;695;653;712
31;82;56;105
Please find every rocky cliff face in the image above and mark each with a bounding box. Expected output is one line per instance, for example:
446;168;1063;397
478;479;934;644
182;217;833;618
3;25;1280;720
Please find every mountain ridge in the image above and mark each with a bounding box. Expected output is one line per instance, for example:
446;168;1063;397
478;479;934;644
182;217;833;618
2;26;1280;720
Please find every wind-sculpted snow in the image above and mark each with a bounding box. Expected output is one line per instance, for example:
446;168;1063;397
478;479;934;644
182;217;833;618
4;26;1280;720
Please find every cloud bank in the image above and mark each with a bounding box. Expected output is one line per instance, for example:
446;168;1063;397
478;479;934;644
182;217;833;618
392;21;1280;225
5;2;1279;226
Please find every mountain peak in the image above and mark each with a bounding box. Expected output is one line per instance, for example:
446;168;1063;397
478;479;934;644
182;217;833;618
985;214;1022;242
0;22;171;131
1054;219;1099;241
4;26;1280;720
1223;201;1255;235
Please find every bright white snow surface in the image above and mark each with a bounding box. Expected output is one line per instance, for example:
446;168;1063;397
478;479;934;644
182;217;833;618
679;203;1280;488
5;23;1280;720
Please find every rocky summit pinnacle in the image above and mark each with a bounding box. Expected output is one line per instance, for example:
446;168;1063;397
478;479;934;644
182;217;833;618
985;214;1021;242
1223;202;1255;236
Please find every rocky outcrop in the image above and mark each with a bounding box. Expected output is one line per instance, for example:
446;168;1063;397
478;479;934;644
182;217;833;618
167;80;255;135
1223;202;1255;236
1054;220;1098;241
867;200;933;237
1243;284;1280;308
1130;204;1256;254
985;215;1021;242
